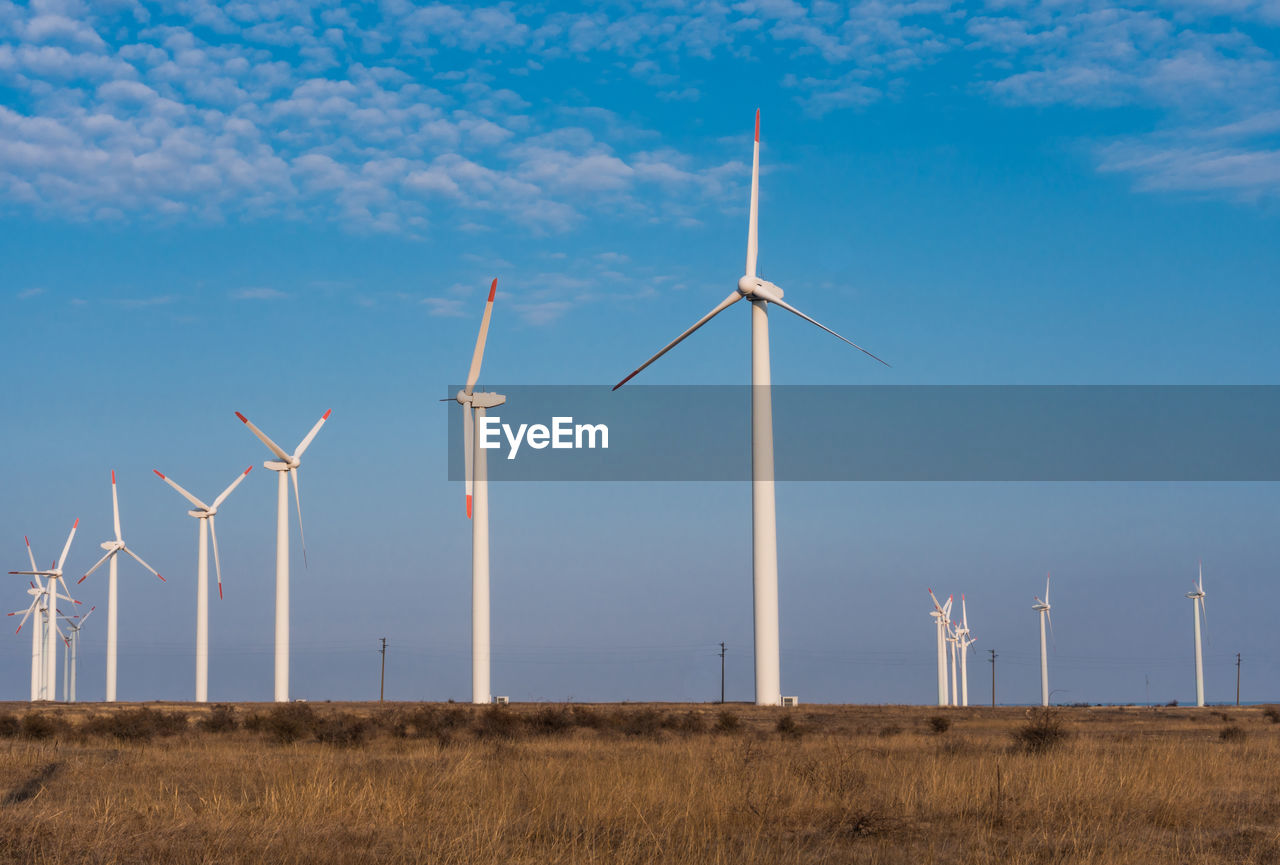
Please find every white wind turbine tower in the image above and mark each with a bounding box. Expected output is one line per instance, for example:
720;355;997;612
956;595;976;707
452;278;503;705
947;617;959;707
154;466;253;702
10;520;80;702
79;472;165;702
61;605;94;703
1187;561;1207;708
614;111;889;706
236;409;331;702
927;590;952;707
1032;573;1052;707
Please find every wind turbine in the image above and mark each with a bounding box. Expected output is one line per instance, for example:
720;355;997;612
10;520;80;701
1033;573;1052;707
79;472;164;702
60;605;94;703
10;536;46;700
928;590;952;707
235;409;331;702
956;595;976;707
1187;562;1207;708
452;278;503;705
154;466;253;702
613;111;888;706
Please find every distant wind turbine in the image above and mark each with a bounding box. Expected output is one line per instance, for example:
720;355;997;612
236;410;330;702
60;605;94;703
1186;562;1207;708
11;520;81;702
956;595;976;707
928;589;952;707
1033;573;1052;707
154;466;253;702
614;111;889;706
79;472;164;702
10;536;46;700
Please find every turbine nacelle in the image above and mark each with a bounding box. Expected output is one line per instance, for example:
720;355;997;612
456;390;507;409
264;459;298;471
99;540;125;553
188;508;214;519
737;276;784;301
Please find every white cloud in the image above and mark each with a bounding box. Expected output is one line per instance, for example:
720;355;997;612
232;286;288;300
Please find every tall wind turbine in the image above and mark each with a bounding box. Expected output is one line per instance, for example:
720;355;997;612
947;618;959;707
613;111;888;706
10;520;80;702
1187;562;1207;708
236;409;331;702
1033;573;1052;707
79;472;164;702
956;595;976;707
452;278;503;705
928;590;952;707
154;466;253;702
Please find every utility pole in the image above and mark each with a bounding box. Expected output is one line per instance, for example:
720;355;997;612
379;637;387;702
716;642;727;701
1236;653;1242;706
988;649;997;707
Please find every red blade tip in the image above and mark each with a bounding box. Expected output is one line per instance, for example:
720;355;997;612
72;519;78;529
322;409;332;420
154;470;165;479
488;278;497;301
754;109;760;141
235;411;247;423
466;494;472;519
111;470;115;483
157;574;166;582
244;466;253;475
218;584;223;600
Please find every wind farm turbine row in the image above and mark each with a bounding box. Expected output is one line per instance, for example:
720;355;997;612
8;412;329;704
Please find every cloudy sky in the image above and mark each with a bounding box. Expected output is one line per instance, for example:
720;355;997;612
2;0;1279;705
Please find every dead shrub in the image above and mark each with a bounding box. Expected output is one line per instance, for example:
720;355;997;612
0;713;20;738
617;708;665;738
1264;707;1280;724
714;710;742;733
246;703;317;744
1012;708;1070;753
1219;725;1247;743
197;705;239;733
19;713;67;740
927;715;952;734
474;704;522;740
527;706;575;736
82;708;188;741
878;724;903;738
314;713;369;747
776;714;803;739
664;710;707;735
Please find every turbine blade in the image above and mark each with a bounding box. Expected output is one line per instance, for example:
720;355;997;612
211;466;253;510
291;469;308;568
77;550;116;584
25;536;36;574
235;412;292;462
752;286;890;367
111;471;122;541
57;519;78;571
746;109;759;279
464;278;498;396
154;470;209;511
613;291;743;390
1047;609;1055;647
13;599;37;633
122;546;164;582
464;404;474;519
927;588;944;614
209;515;223;600
80;605;95;626
962;595;969;631
293;410;331;459
1045;573;1051;606
1200;596;1207;635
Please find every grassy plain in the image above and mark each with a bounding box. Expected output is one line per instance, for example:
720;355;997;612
0;701;1275;864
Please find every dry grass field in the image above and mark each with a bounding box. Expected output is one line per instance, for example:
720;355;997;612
0;701;1276;864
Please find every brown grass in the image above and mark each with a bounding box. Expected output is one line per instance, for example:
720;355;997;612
0;702;1275;864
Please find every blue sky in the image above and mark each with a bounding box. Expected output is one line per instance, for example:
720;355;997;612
2;0;1279;704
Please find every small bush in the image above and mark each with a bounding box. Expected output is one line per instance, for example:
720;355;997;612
198;704;239;733
664;711;707;735
1012;708;1070;754
527;706;575;736
1263;707;1280;724
878;724;903;738
617;708;665;738
569;706;607;729
0;713;20;738
1220;725;1247;743
776;714;803;739
1166;700;1179;707
82;708;187;741
314;713;369;747
474;704;522;740
927;715;952;734
247;703;317;744
20;713;66;740
714;710;742;733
